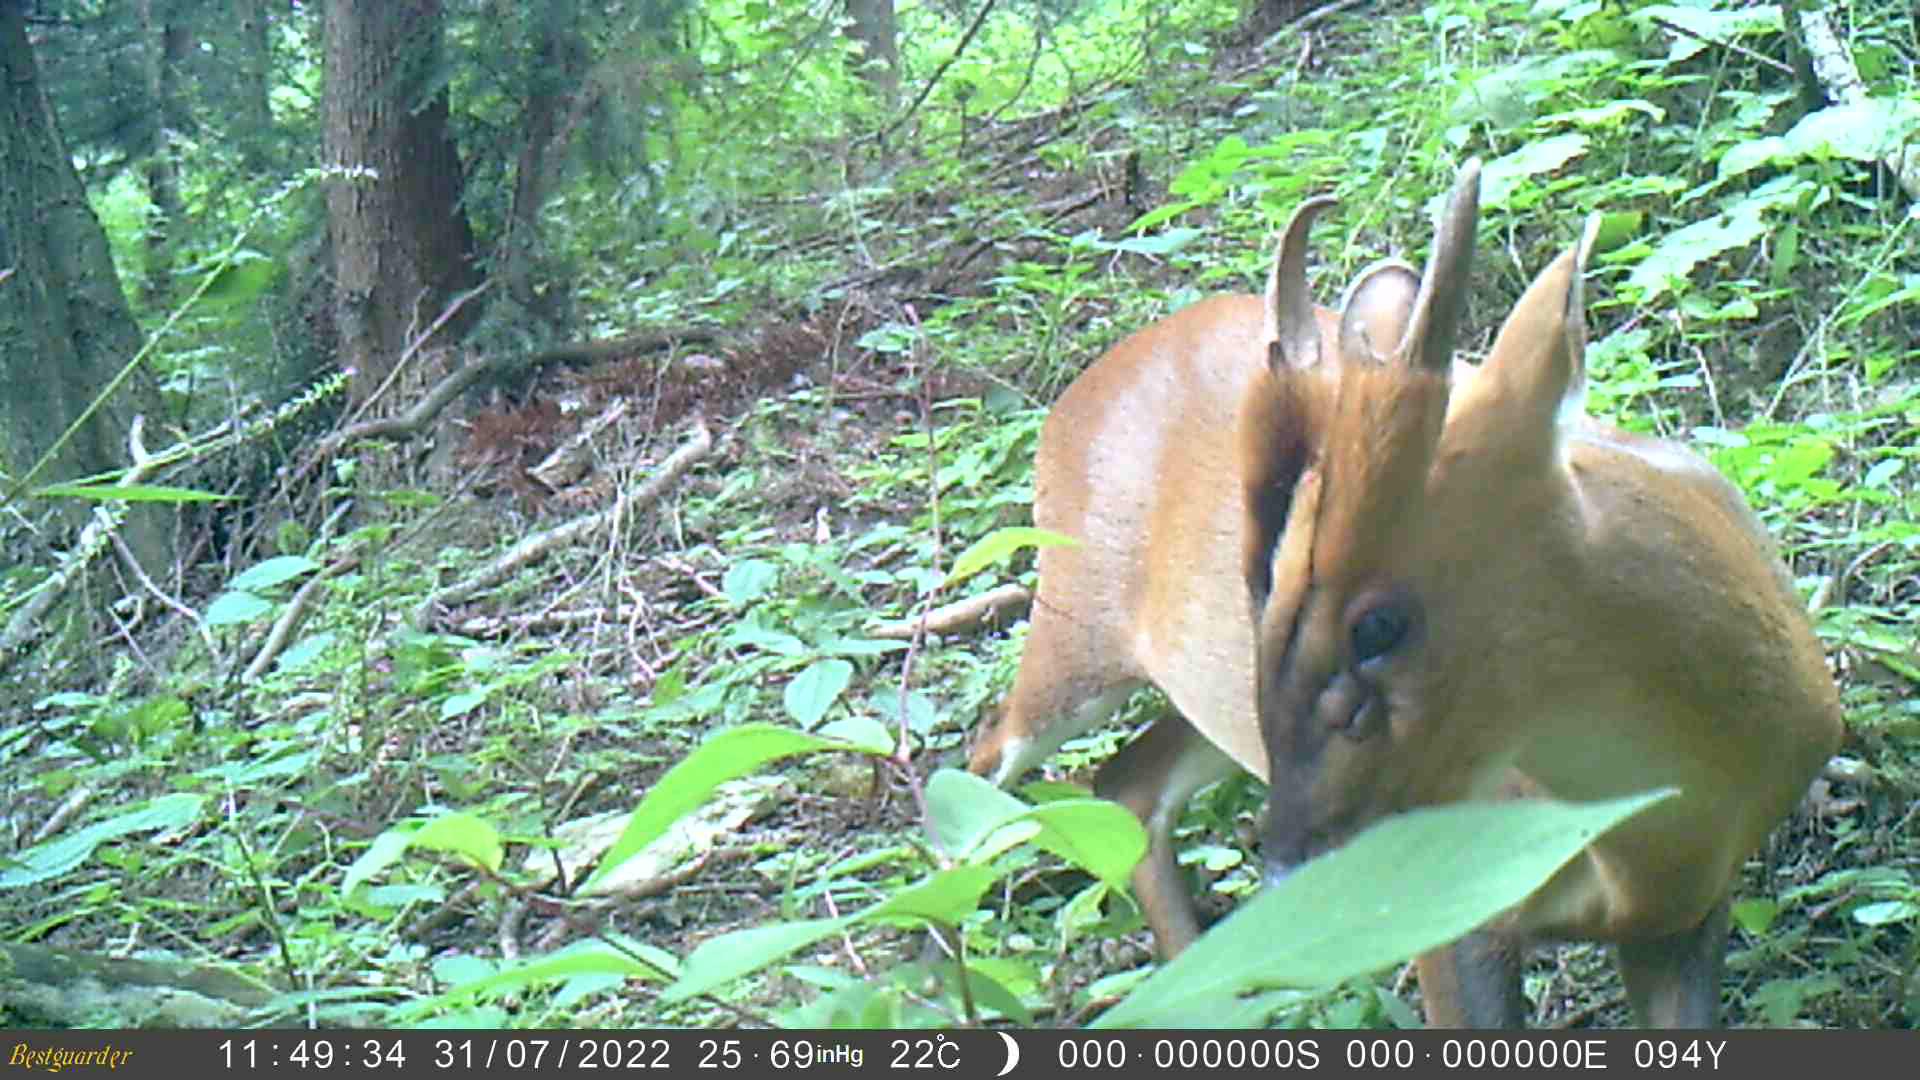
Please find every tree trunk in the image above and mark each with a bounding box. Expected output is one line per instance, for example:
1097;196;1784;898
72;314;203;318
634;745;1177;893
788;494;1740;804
844;0;899;108
0;0;169;569
231;0;275;165
503;0;590;327
137;0;189;311
323;0;480;404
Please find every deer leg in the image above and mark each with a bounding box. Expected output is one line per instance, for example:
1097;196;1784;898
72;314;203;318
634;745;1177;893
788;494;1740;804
1417;930;1528;1027
1094;714;1239;958
1616;898;1729;1028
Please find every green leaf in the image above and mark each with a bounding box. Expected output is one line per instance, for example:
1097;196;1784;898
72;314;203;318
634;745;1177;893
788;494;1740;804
722;559;780;605
924;768;1034;860
585;723;891;892
1102;228;1203;256
1626;179;1807;302
203;591;272;627
924;770;1145;886
341;829;417;898
1589;211;1642;256
393;937;677;1021
1020;798;1149;890
1783;98;1920;164
230;556;321;591
440;688;489;720
1719;135;1784;180
1851;900;1918;927
863;863;1002;925
1479;134;1589;209
1093;791;1674;1028
944;526;1077;587
1129;199;1202;233
33;483;232;503
664;918;848;1003
783;659;854;727
0;793;204;890
1633;3;1780;63
410;811;506;874
1731;897;1780;935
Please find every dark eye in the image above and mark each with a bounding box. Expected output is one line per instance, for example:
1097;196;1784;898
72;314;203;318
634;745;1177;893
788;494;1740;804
1351;605;1409;663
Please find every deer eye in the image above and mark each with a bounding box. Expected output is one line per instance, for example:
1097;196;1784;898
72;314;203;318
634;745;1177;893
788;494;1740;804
1351;605;1410;664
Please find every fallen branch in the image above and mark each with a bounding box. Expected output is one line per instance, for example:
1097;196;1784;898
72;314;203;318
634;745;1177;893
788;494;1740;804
868;583;1031;640
240;548;364;683
0;420;168;669
414;421;714;627
0;942;276;1027
530;397;630;491
312;329;717;458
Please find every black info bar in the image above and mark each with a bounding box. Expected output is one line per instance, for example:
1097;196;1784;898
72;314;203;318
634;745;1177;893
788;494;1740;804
0;1029;1890;1078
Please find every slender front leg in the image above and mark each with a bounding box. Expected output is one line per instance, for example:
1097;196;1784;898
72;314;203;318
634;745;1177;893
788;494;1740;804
1417;930;1527;1027
1094;714;1239;958
1616;898;1729;1028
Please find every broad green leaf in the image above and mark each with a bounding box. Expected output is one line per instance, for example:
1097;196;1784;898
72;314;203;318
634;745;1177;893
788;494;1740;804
924;768;1033;860
1479;134;1589;209
1784;98;1920;164
1719;135;1785;180
925;770;1145;885
862;863;1001;925
440;689;489;720
783;659;853;727
341;829;416;898
1589;210;1642;254
816;716;893;751
723;615;807;656
1633;4;1781;63
722;559;780;605
1731;897;1780;935
1094;791;1674;1028
230;555;321;591
204;591;272;626
1851;900;1918;927
944;526;1078;587
1626;178;1807;302
664;918;848;1003
1102;228;1203;256
410;812;506;874
1021;798;1149;890
33;483;231;503
393;938;677;1022
814;636;908;657
1130;199;1202;234
275;633;336;674
0;793;204;889
585;723;890;892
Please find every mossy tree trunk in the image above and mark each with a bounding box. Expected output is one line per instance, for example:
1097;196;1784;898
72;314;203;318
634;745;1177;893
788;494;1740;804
0;0;169;571
322;0;480;405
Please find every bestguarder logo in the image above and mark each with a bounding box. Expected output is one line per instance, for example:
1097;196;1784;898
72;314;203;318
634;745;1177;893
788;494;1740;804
7;1044;136;1073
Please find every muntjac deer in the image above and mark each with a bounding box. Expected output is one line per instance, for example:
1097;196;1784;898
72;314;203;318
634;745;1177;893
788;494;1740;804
1246;163;1841;1027
966;192;1346;956
975;161;1843;1026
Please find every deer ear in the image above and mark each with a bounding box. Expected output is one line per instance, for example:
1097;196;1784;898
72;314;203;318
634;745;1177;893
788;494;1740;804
1478;213;1599;432
1266;196;1338;372
1337;261;1420;364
